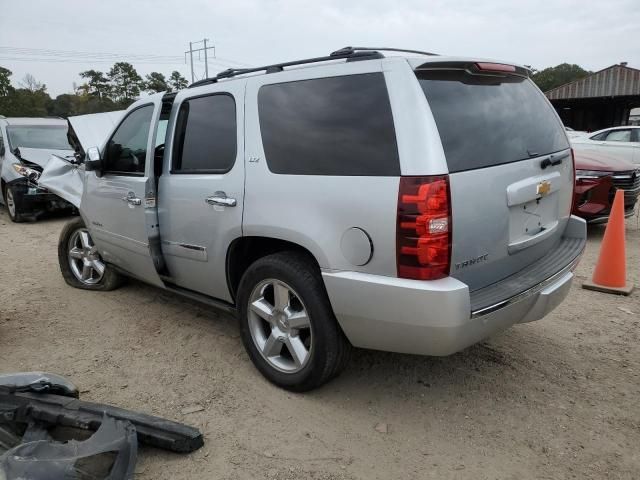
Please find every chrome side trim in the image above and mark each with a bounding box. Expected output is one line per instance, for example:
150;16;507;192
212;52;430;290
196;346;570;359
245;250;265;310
161;240;208;262
471;252;582;319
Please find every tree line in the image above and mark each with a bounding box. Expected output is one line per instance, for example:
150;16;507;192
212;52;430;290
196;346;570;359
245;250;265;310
0;62;189;118
0;60;592;119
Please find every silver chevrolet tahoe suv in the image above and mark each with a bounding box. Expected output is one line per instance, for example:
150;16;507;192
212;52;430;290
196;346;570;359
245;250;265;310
56;47;587;391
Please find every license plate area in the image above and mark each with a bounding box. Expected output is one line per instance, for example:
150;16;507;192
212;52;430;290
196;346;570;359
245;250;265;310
506;172;561;254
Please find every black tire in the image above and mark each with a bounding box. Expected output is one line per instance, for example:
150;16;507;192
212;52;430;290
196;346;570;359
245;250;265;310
237;251;351;392
4;185;25;223
57;217;125;291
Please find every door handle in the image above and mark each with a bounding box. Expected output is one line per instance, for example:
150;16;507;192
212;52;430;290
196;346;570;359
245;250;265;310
205;192;237;207
122;192;142;206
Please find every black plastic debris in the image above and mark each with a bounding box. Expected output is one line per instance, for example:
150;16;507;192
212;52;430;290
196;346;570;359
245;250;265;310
0;372;204;479
0;372;79;398
1;415;137;480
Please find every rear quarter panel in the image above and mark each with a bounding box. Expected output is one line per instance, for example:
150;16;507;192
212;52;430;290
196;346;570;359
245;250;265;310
243;60;411;276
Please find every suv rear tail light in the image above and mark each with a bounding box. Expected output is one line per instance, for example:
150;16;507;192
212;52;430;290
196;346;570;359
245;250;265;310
397;176;451;280
570;148;576;214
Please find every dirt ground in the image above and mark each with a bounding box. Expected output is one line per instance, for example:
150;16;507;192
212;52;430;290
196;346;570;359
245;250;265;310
0;208;638;480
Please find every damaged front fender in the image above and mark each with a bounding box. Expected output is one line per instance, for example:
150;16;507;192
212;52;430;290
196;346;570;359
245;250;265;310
37;155;84;208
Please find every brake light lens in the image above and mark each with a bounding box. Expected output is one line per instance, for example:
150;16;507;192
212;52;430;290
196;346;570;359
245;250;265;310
397;176;451;280
570;148;576;214
475;62;516;73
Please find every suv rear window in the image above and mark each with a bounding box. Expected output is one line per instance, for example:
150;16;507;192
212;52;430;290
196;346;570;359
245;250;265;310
258;73;399;176
417;70;569;173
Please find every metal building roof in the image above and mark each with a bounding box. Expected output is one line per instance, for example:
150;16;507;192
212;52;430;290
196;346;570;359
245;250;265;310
545;63;640;100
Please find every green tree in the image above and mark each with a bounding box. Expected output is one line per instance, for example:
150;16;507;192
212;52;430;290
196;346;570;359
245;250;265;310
169;70;188;91
532;63;592;92
1;88;51;116
0;71;51;117
0;66;13;96
108;62;144;101
145;72;169;93
79;69;111;99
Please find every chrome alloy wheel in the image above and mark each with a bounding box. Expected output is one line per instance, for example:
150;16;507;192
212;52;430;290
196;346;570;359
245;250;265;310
67;228;105;285
6;188;16;218
248;279;313;373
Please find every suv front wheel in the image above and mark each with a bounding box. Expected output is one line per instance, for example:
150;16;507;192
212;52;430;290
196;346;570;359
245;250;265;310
58;217;124;291
237;252;351;391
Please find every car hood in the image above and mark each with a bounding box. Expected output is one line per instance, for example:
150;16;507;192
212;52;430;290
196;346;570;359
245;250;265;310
574;151;637;172
68;110;125;154
16;147;74;168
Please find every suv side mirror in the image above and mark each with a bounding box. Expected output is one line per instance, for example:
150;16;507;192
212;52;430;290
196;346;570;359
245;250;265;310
84;147;103;176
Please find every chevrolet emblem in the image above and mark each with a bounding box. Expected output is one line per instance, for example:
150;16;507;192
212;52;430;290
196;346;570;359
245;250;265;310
537;181;551;196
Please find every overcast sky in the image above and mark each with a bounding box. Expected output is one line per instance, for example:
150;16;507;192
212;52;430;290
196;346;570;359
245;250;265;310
1;0;638;96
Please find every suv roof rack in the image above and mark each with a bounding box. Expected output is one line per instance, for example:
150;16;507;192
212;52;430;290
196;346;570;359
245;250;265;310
330;46;439;57
189;46;437;88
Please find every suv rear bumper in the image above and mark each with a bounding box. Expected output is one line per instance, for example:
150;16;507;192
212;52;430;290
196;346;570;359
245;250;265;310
322;215;586;356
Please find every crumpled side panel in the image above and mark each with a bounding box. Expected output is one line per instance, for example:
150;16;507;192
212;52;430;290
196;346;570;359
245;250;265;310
38;155;84;208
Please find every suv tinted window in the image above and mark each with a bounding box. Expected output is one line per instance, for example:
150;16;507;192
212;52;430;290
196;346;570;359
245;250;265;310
104;105;154;175
258;73;399;176
173;94;236;172
417;70;569;173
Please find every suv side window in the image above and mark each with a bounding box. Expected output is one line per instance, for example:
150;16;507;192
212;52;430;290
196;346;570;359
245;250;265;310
0;130;4;155
590;131;607;141
104;104;154;175
605;129;631;142
172;94;236;173
257;73;400;176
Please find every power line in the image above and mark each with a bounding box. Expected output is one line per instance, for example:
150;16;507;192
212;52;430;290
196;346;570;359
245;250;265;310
0;56;185;65
0;46;185;62
0;46;250;67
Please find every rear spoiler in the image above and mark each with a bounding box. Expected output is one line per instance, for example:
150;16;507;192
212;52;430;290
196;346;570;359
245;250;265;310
414;60;530;77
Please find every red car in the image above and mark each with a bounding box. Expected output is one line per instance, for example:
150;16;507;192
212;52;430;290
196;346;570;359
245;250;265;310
573;151;640;223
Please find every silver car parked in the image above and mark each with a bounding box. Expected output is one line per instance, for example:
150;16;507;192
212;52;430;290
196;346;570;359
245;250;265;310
52;47;586;391
0;116;75;222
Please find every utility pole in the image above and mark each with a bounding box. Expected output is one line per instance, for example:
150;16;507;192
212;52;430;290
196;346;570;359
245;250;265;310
203;38;208;79
185;38;215;82
188;42;194;83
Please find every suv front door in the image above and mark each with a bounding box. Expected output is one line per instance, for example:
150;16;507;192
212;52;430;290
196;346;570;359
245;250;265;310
157;83;245;302
81;97;165;287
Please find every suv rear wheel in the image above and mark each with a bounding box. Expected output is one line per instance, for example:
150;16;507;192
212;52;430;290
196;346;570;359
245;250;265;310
237;252;351;391
58;217;124;291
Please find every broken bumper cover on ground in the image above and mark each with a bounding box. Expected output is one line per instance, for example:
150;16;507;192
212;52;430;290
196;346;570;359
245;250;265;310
0;372;204;479
1;415;137;480
323;216;587;356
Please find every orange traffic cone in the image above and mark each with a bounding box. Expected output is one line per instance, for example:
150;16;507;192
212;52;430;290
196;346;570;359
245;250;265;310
583;189;634;295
